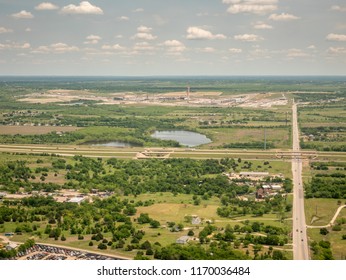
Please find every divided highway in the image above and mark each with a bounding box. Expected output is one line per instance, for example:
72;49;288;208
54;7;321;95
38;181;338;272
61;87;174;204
292;102;310;260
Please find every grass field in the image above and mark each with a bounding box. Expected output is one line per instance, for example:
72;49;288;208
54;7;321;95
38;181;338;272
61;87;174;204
305;199;346;259
308;226;346;260
128;192;291;247
0;125;80;135
305;198;345;226
200;127;291;149
298;104;346;151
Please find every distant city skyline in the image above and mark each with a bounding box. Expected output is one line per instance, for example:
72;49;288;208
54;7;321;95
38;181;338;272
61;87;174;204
0;0;345;76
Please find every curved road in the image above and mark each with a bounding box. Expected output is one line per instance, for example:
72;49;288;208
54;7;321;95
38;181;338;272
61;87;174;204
292;102;309;260
307;205;346;229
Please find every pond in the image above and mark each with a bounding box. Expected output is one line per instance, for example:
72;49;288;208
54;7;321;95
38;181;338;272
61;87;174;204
151;130;211;147
91;141;133;147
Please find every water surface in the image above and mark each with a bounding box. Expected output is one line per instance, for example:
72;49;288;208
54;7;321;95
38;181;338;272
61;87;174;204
151;130;211;147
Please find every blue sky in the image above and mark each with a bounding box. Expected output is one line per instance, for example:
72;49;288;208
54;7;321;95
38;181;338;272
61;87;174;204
0;0;345;75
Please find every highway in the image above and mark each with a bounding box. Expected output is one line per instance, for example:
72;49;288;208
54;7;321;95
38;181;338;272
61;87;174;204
292;102;310;260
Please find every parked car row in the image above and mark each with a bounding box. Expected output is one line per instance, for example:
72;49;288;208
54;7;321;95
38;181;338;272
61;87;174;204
17;244;117;260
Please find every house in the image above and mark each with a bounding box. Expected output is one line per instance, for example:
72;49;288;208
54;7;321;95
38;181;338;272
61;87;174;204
68;197;85;204
256;187;270;199
6;243;18;251
176;236;190;245
256;184;283;199
191;216;201;225
240;172;269;178
271;185;282;191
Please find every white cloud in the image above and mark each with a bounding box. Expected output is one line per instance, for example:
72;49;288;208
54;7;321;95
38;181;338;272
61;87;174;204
86;35;101;41
234;34;263;42
253;22;273;29
49;43;79;53
187;27;226;40
163;40;186;54
21;43;31;49
331;5;346;12
133;8;144;13
101;44;125;51
223;0;278;15
133;42;155;51
222;0;277;3
153;15;168;26
133;26;157;40
326;33;346;42
133;33;157;40
84;35;101;44
269;13;299;21
61;1;103;15
248;47;271;59
137;26;152;33
229;48;243;53
286;48;309;58
0;42;31;50
32;43;79;54
328;47;346;54
26;28;32;32
35;2;59;10
12;10;34;19
118;16;129;21
0;27;13;34
307;45;316;49
200;47;216;53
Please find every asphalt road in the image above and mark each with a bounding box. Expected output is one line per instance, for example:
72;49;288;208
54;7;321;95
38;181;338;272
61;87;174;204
292;102;310;260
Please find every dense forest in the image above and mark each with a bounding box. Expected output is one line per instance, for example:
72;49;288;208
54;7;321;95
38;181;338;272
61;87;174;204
305;173;346;199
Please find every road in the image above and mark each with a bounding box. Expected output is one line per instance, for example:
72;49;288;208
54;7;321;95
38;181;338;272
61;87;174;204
292;102;310;260
0;143;344;161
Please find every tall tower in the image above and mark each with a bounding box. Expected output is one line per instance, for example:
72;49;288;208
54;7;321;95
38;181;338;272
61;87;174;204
186;85;190;100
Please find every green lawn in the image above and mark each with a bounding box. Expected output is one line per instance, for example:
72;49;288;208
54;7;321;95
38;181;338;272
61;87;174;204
305;198;345;226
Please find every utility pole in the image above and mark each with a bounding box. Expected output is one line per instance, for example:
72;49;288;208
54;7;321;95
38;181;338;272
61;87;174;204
264;128;267;150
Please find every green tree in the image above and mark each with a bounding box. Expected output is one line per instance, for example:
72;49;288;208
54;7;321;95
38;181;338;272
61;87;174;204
150;220;160;228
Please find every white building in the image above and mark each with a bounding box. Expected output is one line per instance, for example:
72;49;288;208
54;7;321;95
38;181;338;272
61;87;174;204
68;197;85;203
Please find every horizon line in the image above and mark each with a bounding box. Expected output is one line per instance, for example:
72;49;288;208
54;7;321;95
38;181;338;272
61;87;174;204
0;74;346;78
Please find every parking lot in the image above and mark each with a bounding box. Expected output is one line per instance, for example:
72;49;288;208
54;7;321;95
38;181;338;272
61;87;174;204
17;244;119;260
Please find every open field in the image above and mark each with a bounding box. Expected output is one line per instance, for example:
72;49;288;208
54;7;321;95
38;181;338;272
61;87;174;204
305;199;346;226
200;127;290;149
0;125;80;135
305;198;346;260
299;103;346;152
307;227;346;260
0;76;345;260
